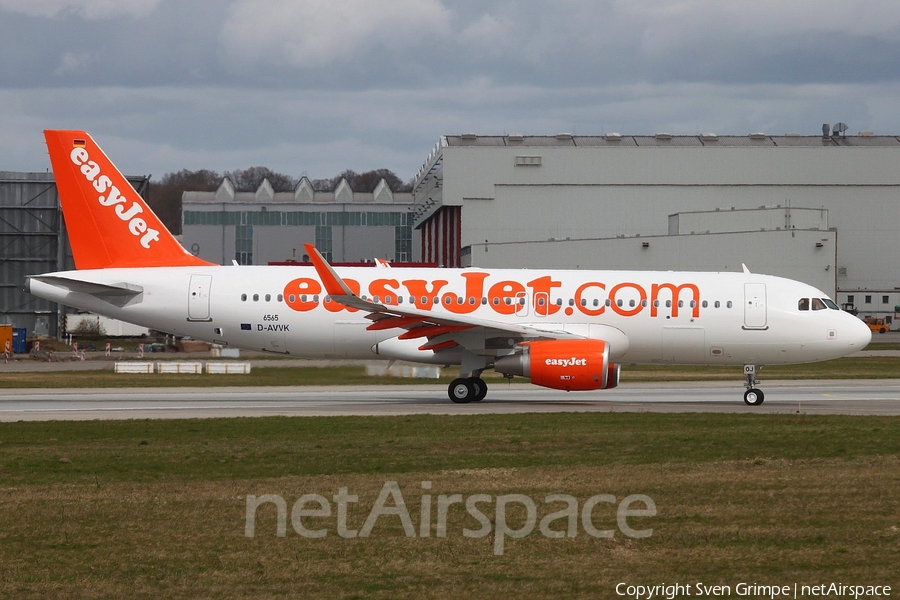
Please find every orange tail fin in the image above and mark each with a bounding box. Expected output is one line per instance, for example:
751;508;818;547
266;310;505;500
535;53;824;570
44;130;213;269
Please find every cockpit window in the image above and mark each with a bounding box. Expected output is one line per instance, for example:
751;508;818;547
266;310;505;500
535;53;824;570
798;298;809;311
811;298;827;311
822;298;840;310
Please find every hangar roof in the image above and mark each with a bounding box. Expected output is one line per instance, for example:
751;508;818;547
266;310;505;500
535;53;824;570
442;133;900;148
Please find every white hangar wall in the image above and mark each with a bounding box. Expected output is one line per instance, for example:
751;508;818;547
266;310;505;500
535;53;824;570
464;229;837;298
413;134;900;317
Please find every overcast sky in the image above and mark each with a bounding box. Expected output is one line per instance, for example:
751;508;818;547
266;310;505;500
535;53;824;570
2;0;899;182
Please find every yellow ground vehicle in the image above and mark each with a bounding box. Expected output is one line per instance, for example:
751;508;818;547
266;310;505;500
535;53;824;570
864;317;889;334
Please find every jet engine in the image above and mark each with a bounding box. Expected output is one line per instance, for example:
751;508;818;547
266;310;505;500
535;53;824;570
494;339;620;391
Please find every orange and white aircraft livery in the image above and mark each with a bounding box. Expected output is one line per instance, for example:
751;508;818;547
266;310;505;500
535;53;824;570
28;130;872;404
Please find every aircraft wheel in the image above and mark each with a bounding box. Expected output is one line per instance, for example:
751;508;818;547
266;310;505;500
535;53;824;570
743;388;765;406
449;378;474;404
469;377;488;402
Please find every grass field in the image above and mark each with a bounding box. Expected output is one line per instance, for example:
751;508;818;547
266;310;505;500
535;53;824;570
1;413;898;599
3;356;900;389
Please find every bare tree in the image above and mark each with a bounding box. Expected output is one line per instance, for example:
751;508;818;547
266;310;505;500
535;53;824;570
149;169;220;234
225;167;295;192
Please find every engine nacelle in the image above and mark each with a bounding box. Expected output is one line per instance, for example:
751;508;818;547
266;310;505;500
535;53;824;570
494;339;620;391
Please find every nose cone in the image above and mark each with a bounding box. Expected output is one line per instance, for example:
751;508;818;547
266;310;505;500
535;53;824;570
846;315;872;351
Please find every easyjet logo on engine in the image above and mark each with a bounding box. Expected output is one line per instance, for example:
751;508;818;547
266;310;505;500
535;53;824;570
283;275;701;320
545;357;587;367
69;147;160;249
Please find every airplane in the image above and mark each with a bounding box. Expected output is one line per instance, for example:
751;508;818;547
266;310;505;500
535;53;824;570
27;130;872;405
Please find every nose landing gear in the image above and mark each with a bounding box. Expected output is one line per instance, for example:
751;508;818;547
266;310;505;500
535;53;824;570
743;364;765;406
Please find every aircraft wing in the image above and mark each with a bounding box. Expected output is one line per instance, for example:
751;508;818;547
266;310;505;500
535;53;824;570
303;244;586;353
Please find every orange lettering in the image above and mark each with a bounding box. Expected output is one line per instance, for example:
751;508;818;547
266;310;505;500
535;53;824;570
651;283;700;317
441;272;489;314
369;278;400;306
527;275;562;316
402;279;448;310
324;278;361;312
609;282;646;317
574;282;606;317
488;280;526;315
284;278;322;312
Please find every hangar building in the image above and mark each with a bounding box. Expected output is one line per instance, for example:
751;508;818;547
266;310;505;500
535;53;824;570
411;131;900;324
182;176;417;265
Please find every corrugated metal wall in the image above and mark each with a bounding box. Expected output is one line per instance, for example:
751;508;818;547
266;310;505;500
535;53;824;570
0;172;65;336
0;172;149;339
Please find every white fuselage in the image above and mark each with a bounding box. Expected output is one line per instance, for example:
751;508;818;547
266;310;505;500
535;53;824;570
28;265;871;366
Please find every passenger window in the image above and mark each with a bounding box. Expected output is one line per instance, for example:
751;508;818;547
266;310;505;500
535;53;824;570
714;301;720;308
253;294;259;302
265;294;271;302
289;294;296;303
277;294;283;302
493;298;500;305
482;297;488;305
702;300;708;308
469;297;476;305
617;299;623;307
593;299;599;307
241;294;247;302
726;301;733;308
811;298;827;311
798;298;809;311
629;299;636;307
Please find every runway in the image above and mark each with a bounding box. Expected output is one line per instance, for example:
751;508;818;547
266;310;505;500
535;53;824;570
2;380;899;421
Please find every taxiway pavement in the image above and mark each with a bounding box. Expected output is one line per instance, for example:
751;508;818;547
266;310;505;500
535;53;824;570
1;380;899;421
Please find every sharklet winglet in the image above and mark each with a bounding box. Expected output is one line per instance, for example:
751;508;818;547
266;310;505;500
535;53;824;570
304;243;381;312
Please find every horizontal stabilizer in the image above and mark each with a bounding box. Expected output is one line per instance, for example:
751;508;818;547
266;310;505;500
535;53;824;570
27;275;143;307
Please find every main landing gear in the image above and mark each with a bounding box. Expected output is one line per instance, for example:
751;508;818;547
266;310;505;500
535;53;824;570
743;364;764;406
448;376;488;403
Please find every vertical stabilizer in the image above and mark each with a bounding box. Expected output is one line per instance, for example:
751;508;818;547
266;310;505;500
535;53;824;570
44;130;213;269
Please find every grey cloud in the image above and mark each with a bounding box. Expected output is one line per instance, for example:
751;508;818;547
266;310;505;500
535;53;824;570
1;0;899;182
